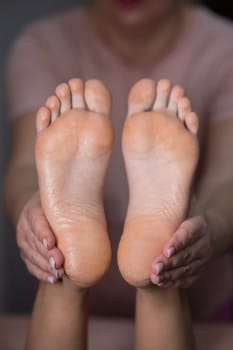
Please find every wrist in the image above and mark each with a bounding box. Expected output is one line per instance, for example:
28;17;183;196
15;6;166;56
203;209;228;258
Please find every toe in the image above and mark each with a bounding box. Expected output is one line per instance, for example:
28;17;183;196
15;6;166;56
55;83;71;113
36;107;51;133
68;78;85;109
128;79;156;116
178;97;192;121
85;79;112;116
168;85;184;115
185;112;199;135
45;96;60;122
153;79;171;110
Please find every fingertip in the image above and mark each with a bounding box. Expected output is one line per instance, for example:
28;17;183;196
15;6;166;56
45;234;56;250
57;268;65;279
48;248;64;268
165;246;176;258
152;261;165;275
42;238;48;250
150;273;159;285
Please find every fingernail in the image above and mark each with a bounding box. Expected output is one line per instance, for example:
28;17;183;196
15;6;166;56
155;262;164;275
49;257;59;278
166;247;175;258
49;257;56;269
157;282;165;287
43;238;48;250
48;276;55;284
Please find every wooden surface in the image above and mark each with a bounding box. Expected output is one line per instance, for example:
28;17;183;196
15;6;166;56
0;315;233;350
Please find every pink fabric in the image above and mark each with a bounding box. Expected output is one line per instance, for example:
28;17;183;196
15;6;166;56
5;5;233;320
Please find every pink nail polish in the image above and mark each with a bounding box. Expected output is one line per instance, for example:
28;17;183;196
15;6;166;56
48;276;55;284
167;247;175;258
43;238;48;250
155;262;164;275
49;257;56;269
157;282;164;287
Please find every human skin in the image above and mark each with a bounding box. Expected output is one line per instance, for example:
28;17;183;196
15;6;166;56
4;0;233;291
24;76;197;350
117;78;199;349
4;0;188;284
23;78;113;350
2;0;232;346
26;279;88;350
5;3;233;336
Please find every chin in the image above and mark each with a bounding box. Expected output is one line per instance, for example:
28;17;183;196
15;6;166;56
115;1;175;27
94;0;176;31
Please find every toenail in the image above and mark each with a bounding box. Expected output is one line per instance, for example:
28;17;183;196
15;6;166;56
155;262;164;275
166;247;175;258
43;238;48;250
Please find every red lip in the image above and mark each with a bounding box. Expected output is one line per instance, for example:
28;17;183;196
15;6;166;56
116;0;142;7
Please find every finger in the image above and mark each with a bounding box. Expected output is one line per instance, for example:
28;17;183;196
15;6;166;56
163;216;205;258
30;232;64;278
56;267;65;279
28;209;56;249
151;273;174;288
24;259;57;284
48;248;65;270
21;242;54;274
161;238;206;270
151;256;168;275
154;259;203;286
31;234;50;259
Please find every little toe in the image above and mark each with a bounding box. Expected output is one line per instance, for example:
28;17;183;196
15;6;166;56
153;79;171;110
55;83;71;113
178;97;192;121
168;85;184;115
85;79;112;116
185;112;199;135
68;78;85;109
36;107;51;133
45;96;60;122
128;79;156;116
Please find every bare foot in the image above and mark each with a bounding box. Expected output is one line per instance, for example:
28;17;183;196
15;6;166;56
35;79;113;288
118;79;199;288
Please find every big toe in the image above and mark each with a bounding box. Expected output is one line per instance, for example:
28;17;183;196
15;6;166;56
128;79;156;116
85;80;112;117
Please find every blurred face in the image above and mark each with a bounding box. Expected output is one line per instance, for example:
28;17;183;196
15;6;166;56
93;0;179;31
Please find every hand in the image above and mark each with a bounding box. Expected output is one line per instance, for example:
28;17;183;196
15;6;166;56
16;192;64;283
151;216;214;288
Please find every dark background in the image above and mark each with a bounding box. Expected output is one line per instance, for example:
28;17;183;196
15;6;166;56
0;0;232;313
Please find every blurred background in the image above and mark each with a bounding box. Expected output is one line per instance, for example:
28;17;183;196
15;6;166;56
0;0;232;314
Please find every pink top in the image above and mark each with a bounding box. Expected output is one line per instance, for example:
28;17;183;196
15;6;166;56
5;5;233;320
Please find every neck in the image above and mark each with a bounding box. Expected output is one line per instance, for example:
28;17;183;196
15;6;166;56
88;4;186;67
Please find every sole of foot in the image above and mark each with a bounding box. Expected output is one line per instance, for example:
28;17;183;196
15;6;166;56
118;79;199;288
35;79;113;288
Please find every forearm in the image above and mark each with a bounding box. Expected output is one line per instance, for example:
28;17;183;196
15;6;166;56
4;163;38;227
196;179;233;258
